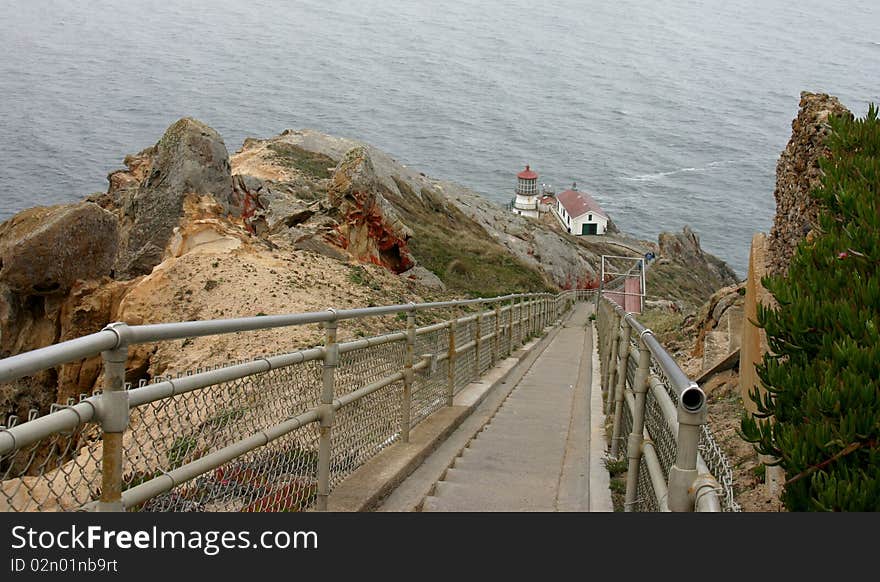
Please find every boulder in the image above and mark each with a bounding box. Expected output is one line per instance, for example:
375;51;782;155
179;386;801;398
400;265;446;290
114;118;238;279
0;202;118;295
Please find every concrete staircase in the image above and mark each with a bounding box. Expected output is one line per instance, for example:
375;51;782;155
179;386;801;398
421;304;610;512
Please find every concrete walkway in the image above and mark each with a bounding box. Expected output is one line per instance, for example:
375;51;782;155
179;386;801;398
413;303;612;512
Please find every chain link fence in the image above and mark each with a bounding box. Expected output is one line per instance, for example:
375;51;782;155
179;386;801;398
1;293;569;512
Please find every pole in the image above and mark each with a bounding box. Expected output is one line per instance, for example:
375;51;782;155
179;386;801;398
609;320;631;456
98;336;129;512
317;313;338;511
446;319;456;406
624;335;651;510
401;308;415;443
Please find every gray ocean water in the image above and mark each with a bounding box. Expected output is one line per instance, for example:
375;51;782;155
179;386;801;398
1;0;878;276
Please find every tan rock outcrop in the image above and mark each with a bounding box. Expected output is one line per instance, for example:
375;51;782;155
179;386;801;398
767;92;850;276
0;202;118;295
112;118;240;279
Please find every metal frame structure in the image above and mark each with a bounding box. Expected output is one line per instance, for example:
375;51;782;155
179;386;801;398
599;255;646;313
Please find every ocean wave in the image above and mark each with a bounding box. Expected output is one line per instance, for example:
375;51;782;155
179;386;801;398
621;166;701;182
621;160;737;182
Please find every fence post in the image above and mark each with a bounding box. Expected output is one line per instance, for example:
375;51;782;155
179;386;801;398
508;298;514;355
317;312;338;511
609;319;631;456
624;333;652;511
540;296;544;332
668;382;707;512
604;312;621;414
493;303;501;366
401;307;415;443
98;323;130;512
446;318;456;406
473;309;482;379
527;297;534;337
538;296;543;333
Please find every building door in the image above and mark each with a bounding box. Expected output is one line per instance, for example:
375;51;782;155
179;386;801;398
582;223;597;235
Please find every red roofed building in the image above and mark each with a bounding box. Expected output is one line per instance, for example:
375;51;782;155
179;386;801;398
553;183;609;235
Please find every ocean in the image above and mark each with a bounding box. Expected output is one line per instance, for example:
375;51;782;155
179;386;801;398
1;0;877;276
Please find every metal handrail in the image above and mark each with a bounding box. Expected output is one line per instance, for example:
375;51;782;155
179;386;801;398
0;293;554;384
0;290;578;512
596;293;726;512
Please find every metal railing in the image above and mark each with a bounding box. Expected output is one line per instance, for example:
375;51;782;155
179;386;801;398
596;294;740;512
0;291;576;512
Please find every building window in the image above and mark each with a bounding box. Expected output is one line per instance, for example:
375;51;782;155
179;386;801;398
588;214;592;221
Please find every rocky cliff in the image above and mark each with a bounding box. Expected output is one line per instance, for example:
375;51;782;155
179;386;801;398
0;118;736;429
767;92;851;276
646;226;740;311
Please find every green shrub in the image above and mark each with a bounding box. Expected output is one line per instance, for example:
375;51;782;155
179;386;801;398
740;105;880;511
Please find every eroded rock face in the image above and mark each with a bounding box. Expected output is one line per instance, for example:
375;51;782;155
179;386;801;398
0;202;118;295
659;226;739;287
0;277;133;431
327;147;414;273
768;92;850;276
114;118;238;279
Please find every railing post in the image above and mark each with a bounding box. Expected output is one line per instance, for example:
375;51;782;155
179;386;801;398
401;307;415;443
473;308;483;379
508;298;515;355
540;295;544;331
609;319;631;456
604;312;621;414
446;318;456;406
492;303;501;366
519;297;526;345
527;297;533;338
317;312;338;511
668;383;708;512
98;324;130;512
539;296;544;332
624;334;652;511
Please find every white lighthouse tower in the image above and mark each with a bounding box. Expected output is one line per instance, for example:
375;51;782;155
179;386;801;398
511;165;540;219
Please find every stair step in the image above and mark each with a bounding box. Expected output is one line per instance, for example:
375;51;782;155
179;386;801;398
425;481;555;512
459;443;563;465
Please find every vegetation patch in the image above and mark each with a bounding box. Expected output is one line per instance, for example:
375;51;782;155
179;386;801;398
268;143;336;180
646;261;718;311
386;176;553;297
637;308;686;345
604;456;627;512
741;106;880;511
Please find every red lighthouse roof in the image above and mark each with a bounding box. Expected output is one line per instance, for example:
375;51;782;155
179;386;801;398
517;165;538;180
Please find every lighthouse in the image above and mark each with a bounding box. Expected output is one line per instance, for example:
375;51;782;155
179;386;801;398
511;165;540;219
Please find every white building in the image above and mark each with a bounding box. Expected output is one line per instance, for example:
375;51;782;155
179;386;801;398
511;165;540;219
553;184;609;235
